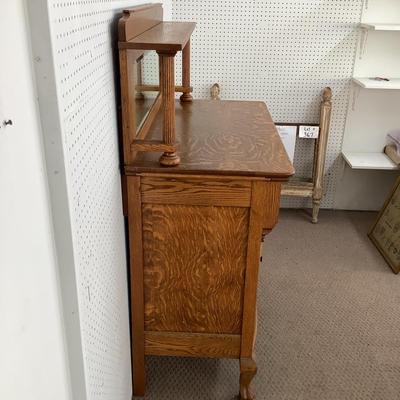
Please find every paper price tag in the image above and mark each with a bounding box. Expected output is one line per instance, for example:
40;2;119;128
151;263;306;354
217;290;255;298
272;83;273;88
276;125;296;163
299;125;319;139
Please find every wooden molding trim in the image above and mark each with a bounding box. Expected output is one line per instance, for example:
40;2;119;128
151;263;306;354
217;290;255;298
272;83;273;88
145;331;241;358
118;4;163;42
127;176;146;396
131;139;176;153
135;84;193;94
240;181;267;358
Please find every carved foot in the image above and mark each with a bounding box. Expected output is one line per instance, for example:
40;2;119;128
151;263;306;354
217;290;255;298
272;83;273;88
180;93;193;102
159;152;180;166
312;199;320;224
240;358;257;400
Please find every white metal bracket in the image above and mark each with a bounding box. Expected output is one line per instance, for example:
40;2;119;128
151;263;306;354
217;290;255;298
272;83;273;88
351;84;361;112
359;27;368;60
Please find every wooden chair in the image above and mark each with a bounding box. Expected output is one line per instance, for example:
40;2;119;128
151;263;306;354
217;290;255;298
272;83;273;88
211;85;332;223
281;88;332;223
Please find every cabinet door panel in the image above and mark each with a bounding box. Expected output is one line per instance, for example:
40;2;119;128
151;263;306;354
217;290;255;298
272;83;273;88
142;203;249;334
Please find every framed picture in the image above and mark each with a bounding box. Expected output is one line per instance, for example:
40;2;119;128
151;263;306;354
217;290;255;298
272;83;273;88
369;177;400;274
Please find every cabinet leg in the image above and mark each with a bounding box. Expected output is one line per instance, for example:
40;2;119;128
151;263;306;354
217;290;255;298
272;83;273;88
133;361;145;397
239;357;257;400
312;199;320;224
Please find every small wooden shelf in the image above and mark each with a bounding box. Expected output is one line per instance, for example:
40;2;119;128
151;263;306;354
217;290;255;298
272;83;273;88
342;151;398;170
119;21;196;51
359;23;400;31
352;77;400;90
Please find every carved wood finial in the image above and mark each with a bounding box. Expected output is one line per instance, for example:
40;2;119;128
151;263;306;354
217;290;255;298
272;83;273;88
322;87;332;103
210;83;220;100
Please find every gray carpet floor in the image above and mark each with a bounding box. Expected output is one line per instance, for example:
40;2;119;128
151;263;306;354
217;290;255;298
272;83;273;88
138;210;400;400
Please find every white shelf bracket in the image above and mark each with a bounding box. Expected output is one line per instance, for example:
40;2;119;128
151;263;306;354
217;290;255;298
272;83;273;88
351;84;361;111
359;28;368;60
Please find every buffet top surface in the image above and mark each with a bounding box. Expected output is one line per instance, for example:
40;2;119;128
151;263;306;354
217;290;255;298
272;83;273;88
126;99;295;180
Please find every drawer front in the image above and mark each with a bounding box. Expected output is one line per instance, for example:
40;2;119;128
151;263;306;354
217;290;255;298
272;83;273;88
140;176;252;207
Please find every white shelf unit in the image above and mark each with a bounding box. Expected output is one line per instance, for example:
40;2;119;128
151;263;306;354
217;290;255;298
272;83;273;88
342;8;400;172
342;151;398;170
352;77;400;90
359;22;400;31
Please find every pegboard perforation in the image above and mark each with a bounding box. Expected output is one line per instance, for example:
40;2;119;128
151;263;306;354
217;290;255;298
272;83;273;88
171;0;363;208
48;1;135;399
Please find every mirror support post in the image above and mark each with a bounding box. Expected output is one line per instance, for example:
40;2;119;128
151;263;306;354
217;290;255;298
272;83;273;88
180;40;193;102
135;57;145;100
158;50;180;166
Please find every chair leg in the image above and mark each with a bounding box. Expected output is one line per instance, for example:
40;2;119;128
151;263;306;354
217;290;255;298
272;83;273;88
312;199;321;224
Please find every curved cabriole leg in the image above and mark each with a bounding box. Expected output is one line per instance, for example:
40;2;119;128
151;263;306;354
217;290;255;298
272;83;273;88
240;357;257;400
312;199;320;224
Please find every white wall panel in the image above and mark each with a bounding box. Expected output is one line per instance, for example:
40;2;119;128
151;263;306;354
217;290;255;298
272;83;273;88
172;0;364;208
1;1;72;399
29;1;169;399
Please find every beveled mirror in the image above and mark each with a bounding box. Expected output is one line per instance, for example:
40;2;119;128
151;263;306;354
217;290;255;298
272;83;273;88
134;52;159;136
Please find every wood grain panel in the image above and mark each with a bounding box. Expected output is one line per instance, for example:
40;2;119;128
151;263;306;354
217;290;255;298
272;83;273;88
140;177;252;207
142;204;249;334
145;331;241;358
263;182;281;231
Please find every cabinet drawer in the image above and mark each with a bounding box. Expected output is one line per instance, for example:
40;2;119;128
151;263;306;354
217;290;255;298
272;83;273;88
140;176;252;207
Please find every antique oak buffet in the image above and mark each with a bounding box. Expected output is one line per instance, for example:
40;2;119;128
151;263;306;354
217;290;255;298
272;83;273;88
118;4;294;399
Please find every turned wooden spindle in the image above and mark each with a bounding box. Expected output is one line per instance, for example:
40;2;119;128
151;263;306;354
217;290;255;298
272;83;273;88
158;51;180;166
180;40;193;102
312;87;332;223
135;57;145;100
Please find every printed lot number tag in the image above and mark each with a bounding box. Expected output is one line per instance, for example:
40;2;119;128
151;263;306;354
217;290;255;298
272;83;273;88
299;125;319;139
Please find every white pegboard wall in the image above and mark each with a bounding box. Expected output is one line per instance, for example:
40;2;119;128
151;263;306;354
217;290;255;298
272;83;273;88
172;0;364;208
46;1;166;399
38;2;364;397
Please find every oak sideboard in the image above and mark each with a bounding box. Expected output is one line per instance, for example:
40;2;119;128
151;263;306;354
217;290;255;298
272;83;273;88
118;5;294;399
